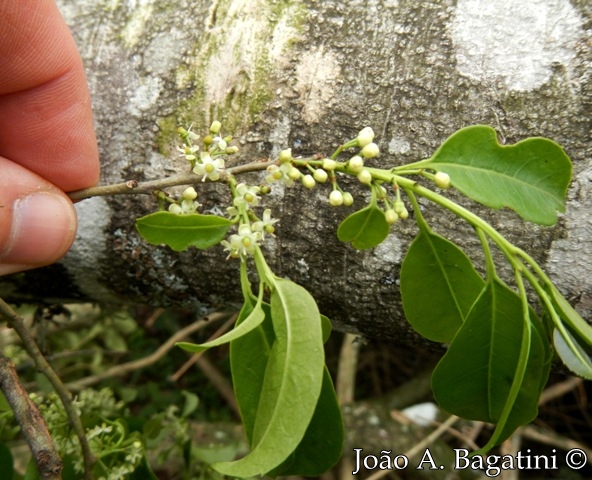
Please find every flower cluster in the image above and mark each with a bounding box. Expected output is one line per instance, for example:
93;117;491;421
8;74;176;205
177;122;233;182
225;180;279;258
33;388;144;477
265;162;301;187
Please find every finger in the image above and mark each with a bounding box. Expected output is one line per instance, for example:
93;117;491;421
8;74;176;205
0;156;77;276
0;0;100;191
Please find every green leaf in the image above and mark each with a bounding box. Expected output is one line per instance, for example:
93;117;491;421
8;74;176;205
432;279;550;445
0;444;14;480
176;295;265;353
267;367;344;477
230;297;275;446
337;204;390;249
135;211;232;251
548;286;592;349
422;125;572;225
553;328;592;380
400;228;484;342
216;279;325;477
230;302;342;478
321;314;332;344
180;390;200;418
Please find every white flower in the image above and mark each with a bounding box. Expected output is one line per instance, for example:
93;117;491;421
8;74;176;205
233;183;261;208
169;198;201;215
252;209;279;237
265;162;296;186
226;205;240;218
177;144;199;162
221;224;262;258
178;124;200;142
212;136;228;151
193;152;225;182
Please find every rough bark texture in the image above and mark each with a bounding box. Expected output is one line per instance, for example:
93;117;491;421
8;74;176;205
2;0;591;344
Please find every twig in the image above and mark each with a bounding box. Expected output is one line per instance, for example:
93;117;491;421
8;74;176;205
65;311;226;391
144;307;166;329
365;415;460;480
520;425;592;464
336;333;361;480
0;298;95;480
0;350;62;480
17;349;126;373
538;376;583;405
500;433;521;480
336;333;361;406
170;313;237;382
68;160;275;202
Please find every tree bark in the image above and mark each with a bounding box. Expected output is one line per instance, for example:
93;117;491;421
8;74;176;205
2;0;591;344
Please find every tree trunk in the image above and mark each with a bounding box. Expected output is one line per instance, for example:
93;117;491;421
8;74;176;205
2;0;591;344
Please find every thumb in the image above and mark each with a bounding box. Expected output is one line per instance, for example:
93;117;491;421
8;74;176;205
0;157;77;276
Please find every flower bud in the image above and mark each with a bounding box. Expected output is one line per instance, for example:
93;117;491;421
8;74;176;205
288;167;301;180
434;171;451;189
238;224;252;236
182;187;198;201
210;121;222;134
169;204;182;214
385;209;398;224
225;146;239;154
348;155;364;173
329;190;344;206
313;169;328;183
360;142;380;158
279;148;293;163
342;191;354;206
394;199;406;215
322;158;337;170
302;174;316;189
399;206;409;220
357;169;372;185
357;127;375;147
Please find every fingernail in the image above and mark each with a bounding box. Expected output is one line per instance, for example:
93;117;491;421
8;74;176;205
1;192;76;268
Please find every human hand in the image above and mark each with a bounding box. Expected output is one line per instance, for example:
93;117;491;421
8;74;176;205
0;1;100;276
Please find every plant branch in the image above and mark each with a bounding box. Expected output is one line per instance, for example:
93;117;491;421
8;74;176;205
170;313;237;382
65;311;228;391
365;415;460;480
0;298;95;480
0;349;62;480
68;160;276;202
194;355;239;416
